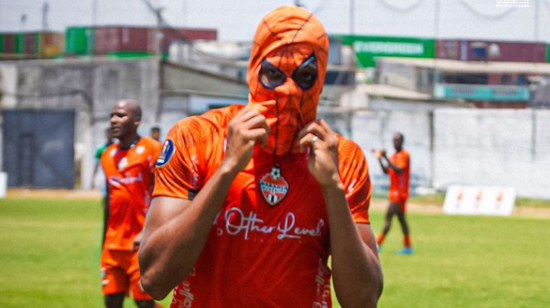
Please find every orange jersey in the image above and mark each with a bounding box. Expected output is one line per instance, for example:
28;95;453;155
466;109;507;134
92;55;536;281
101;137;162;251
154;105;372;308
388;149;410;202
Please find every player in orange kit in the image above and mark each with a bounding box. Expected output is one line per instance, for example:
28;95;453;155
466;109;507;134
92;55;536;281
373;132;412;255
100;99;163;308
139;5;383;308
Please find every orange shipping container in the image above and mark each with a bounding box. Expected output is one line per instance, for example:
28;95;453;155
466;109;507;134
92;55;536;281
41;32;65;58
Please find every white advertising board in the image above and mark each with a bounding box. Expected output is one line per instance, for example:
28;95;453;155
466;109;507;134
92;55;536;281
0;172;6;198
443;186;516;216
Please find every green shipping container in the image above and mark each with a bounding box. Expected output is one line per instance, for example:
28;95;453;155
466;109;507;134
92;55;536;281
66;27;94;55
36;33;42;54
336;35;435;68
14;34;25;54
547;44;550;63
0;34;4;53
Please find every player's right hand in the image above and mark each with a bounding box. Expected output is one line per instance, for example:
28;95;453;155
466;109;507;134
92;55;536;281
371;149;386;158
221;101;275;173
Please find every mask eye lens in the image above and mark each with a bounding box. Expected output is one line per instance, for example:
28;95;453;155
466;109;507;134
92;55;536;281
292;55;318;90
259;60;287;89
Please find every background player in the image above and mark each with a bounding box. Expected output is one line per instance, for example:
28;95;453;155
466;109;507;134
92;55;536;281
93;127;115;211
92;127;114;189
100;99;163;308
139;5;383;308
150;126;161;142
372;132;412;255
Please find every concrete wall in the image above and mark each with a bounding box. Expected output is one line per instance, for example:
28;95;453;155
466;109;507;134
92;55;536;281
320;108;550;199
0;58;161;189
434;109;550;199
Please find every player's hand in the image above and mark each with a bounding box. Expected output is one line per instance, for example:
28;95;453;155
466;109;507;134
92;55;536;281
371;149;385;159
298;119;341;187
133;232;143;252
221;101;275;174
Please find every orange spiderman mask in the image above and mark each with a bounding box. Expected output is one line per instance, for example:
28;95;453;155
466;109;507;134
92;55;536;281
247;5;329;156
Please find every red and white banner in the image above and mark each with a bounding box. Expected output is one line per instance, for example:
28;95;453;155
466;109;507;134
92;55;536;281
443;186;516;216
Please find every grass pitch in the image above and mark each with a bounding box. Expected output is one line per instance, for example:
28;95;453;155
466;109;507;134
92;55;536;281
0;197;549;308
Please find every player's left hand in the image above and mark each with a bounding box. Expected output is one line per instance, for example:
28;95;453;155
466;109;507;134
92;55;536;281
298;119;341;187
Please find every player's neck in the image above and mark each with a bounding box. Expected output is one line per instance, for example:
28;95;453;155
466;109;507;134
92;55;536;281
118;134;140;150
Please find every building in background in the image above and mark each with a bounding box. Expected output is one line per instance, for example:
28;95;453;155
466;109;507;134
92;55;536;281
373;57;550;108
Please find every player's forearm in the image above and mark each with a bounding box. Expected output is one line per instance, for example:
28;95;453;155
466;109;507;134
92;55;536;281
377;158;389;174
322;184;383;308
140;165;238;299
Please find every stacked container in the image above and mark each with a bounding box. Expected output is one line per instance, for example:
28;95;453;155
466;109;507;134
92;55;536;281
0;32;64;58
93;26;153;56
436;39;547;63
65;26;94;56
92;26;217;57
41;32;65;58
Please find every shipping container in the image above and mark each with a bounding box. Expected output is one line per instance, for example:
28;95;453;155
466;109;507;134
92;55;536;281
436;40;462;60
0;32;63;57
94;27;153;55
14;34;25;54
40;32;65;58
436;39;547;63
24;33;39;55
547;44;550;63
3;34;15;53
66;26;94;55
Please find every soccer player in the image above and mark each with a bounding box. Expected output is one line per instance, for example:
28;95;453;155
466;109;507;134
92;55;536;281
92;127;114;189
373;132;413;255
100;99;163;308
139;5;383;308
150;126;161;142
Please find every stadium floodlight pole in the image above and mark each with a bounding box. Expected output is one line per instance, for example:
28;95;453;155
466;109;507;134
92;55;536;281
20;14;27;32
154;7;164;57
92;0;97;28
42;2;49;31
141;0;164;56
182;0;187;26
350;0;354;35
534;0;539;43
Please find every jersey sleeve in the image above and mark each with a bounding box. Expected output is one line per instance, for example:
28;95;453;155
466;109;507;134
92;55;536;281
95;146;103;160
395;152;409;169
338;137;372;224
153;119;206;200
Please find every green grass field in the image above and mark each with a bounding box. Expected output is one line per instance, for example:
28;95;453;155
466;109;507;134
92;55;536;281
1;197;549;308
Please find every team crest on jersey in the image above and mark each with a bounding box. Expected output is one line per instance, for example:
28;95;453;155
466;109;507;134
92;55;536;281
156;139;175;167
117;157;128;170
259;165;289;206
